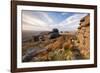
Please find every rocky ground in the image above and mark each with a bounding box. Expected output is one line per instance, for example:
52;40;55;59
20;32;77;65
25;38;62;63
22;33;86;62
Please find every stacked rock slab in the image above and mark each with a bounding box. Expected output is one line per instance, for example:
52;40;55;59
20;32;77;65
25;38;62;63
77;15;90;58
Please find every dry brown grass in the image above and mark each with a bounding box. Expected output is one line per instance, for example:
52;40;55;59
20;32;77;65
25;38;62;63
45;36;65;51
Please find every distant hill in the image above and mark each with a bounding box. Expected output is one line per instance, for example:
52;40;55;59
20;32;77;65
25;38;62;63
22;30;50;42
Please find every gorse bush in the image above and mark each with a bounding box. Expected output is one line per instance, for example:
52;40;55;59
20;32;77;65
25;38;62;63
47;48;74;61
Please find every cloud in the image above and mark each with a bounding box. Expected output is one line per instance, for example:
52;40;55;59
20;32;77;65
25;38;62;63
53;13;88;31
22;10;54;23
22;10;56;31
22;24;52;31
22;14;48;27
22;12;52;31
40;12;54;24
61;12;69;15
22;10;88;32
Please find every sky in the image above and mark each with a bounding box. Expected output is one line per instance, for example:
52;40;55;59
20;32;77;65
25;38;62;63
22;10;88;31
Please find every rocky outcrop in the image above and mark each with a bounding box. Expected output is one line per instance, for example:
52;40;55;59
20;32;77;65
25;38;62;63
49;28;60;39
77;15;90;58
32;28;60;42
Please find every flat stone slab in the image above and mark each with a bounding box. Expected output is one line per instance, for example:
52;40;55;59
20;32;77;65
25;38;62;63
22;48;48;62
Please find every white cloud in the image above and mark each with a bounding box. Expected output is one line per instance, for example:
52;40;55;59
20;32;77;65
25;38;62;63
22;10;88;32
22;24;52;31
22;11;54;23
22;14;48;26
22;12;52;31
40;12;54;24
53;13;88;31
61;12;69;15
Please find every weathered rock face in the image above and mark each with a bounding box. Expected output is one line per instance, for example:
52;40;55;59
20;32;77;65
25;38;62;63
77;15;90;58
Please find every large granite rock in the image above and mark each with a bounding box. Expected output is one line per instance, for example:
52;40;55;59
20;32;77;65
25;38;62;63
77;15;90;58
